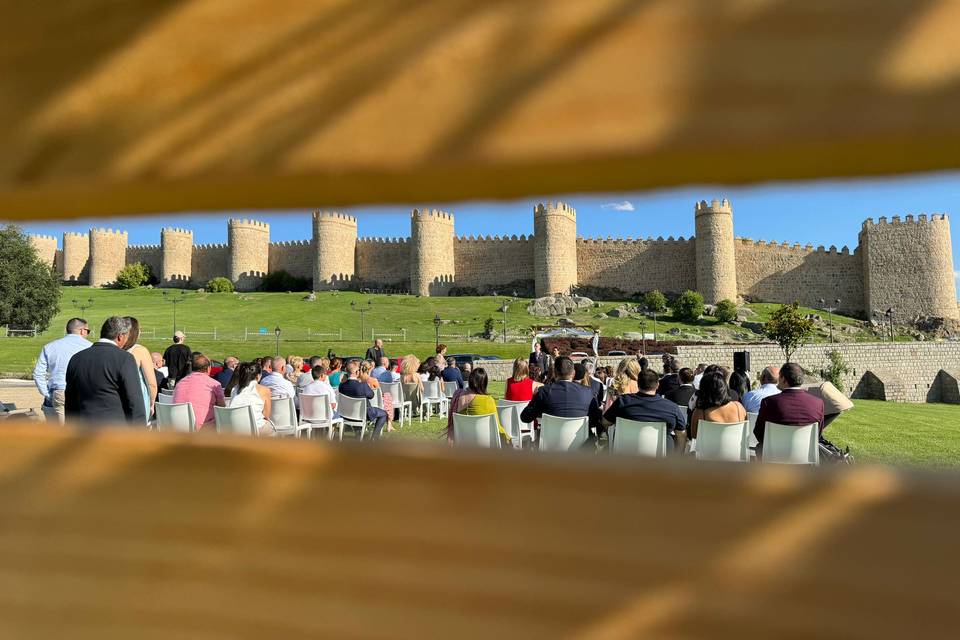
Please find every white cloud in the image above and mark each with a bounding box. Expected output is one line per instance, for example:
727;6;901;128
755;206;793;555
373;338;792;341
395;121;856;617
601;200;635;212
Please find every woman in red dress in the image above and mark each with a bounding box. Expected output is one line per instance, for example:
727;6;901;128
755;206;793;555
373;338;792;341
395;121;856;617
504;357;541;401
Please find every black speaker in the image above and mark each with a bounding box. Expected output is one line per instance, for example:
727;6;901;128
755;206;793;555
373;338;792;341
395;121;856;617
733;351;751;372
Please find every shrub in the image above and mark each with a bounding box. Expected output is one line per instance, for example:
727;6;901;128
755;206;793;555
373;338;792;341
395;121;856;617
671;290;704;323
260;270;311;292
114;262;150;289
714;299;738;323
482;317;496;339
206;277;234;293
763;302;815;361
643;290;668;314
821;349;850;392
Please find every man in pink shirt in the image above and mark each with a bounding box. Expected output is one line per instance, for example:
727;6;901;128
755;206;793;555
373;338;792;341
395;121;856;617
172;353;225;429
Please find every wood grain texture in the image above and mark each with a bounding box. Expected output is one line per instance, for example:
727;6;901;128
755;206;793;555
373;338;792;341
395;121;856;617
2;0;960;218
0;424;955;638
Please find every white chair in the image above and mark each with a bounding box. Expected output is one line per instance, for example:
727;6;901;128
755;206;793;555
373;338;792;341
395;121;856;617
155;402;196;433
156;393;174;405
610;419;667;457
380;381;411;428
496;401;533;448
299;393;343;440
538;414;590;452
746;412;760;453
370;386;384;410
761;422;820;465
420;379;448;422
214;405;259;437
269;396;298;437
338;393;370;440
452;413;502;448
442;381;458;399
695;420;749;462
498;399;535;444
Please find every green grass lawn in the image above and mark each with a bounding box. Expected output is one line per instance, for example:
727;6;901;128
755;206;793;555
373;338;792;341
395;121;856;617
0;287;872;376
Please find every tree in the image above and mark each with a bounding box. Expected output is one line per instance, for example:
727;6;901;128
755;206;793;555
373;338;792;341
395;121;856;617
763;302;815;361
114;262;151;289
206;277;234;293
821;349;850;392
0;225;61;331
643;290;668;314
671;290;704;323
714;299;738;323
482;317;496;339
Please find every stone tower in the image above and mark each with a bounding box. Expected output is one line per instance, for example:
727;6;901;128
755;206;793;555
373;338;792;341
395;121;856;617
312;211;357;290
88;228;128;287
29;235;58;270
534;202;578;297
62;232;89;283
859;214;958;320
228;218;270;291
694;198;737;304
161;227;194;287
410;209;455;296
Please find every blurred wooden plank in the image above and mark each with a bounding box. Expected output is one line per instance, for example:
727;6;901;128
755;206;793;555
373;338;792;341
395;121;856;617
2;0;960;218
0;425;955;638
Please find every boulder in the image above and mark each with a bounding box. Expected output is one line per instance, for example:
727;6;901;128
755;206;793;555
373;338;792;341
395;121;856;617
742;321;765;334
736;307;757;319
607;308;629;318
526;294;594;317
303;293;317;301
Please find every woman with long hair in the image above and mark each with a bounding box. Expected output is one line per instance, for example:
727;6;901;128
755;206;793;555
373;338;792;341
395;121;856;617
504;357;541;401
327;357;344;387
689;371;746;439
605;357;640;410
400;354;424;416
226;361;275;436
729;370;752;400
446;368;511;445
122;317;157;424
285;355;304;384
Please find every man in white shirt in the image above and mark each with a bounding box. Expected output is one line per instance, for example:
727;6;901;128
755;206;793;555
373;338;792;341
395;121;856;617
259;356;295;398
741;365;781;413
301;365;337;408
33;317;92;423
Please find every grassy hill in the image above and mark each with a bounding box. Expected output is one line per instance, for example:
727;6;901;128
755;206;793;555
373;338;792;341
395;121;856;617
1;287;873;375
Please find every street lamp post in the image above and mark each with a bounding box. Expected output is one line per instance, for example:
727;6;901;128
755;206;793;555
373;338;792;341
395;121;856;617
351;300;372;341
640;317;647;356
434;314;442;348
72;297;94;315
274;326;281;357
819;297;841;342
162;290;187;336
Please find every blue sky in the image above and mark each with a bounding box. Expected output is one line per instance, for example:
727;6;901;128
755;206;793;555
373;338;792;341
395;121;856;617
17;170;960;294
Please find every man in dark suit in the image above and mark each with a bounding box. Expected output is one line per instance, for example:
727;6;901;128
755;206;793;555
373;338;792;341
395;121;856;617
215;356;238;388
656;357;681;397
521;357;602;440
163;331;192;384
65;316;147;426
529;341;550;382
665;367;696;408
604;368;687;450
364;339;385;364
441;357;466;389
754;363;825;453
339;360;387;439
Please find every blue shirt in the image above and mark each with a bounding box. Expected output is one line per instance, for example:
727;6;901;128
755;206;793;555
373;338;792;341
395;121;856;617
741;383;781;414
33;333;92;398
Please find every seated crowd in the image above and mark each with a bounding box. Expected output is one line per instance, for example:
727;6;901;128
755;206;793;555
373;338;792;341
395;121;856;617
38;318;851;458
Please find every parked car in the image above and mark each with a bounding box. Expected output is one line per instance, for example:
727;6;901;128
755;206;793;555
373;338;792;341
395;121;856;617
451;354;501;367
607;350;627;356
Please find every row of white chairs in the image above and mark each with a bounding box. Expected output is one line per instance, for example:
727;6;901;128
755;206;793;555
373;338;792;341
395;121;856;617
453;412;819;464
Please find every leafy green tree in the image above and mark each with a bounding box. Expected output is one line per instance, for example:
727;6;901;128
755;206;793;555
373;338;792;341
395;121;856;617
482;317;496;339
714;299;738;323
671;290;704;323
643;290;668;314
821;349;850;391
0;225;61;331
763;302;815;361
206;277;235;293
114;262;150;289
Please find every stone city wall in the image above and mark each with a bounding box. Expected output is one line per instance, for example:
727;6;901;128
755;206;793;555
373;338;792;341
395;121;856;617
268;240;314;280
192;244;229;285
454;235;535;290
576;237;697;295
356;238;411;288
125;244;162;281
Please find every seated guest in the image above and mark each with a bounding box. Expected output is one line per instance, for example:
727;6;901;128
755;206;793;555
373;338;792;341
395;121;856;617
583;360;605;405
259;356;296;398
298;356;323;392
172;353;226;429
460;361;473;379
741;365;781;413
152;352;168;392
285;356;304;384
528;363;543;388
606;358;640;410
689;371;746;439
505;358;541;402
371;356;388;381
594;366;608;389
327;358;344;387
215;356;238;388
339;360;388;439
226;361;275;436
754;363;825;452
301;365;337;410
376;356;400;383
576;361;605;408
666;367;697;408
802;380;853;430
656;358;681;397
441;356;466;389
417;362;430;382
603;368;687;451
427;365;442;382
729;369;752;400
360;360;394;431
400;355;424;416
446;367;511;445
520;357;602;440
692;363;708;389
638;355;649;371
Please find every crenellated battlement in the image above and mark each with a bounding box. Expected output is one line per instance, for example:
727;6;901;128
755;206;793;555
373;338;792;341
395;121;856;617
411;208;454;224
312;211;357;225
861;213;949;231
64;231;88;239
358;236;410;245
128;244;161;251
456;234;532;243
162;227;193;237
270;239;313;248
577;235;691;245
228;218;269;231
695;198;732;214
29;234;57;243
90;228;128;238
535;201;576;219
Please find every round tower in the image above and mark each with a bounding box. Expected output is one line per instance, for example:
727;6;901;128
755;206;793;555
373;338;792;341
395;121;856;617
410;209;455;296
859;214;958;320
228;219;270;291
29;235;58;271
312;211;357;290
534;202;578;297
694;198;737;304
88;228;129;287
62;232;89;283
161;227;194;287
